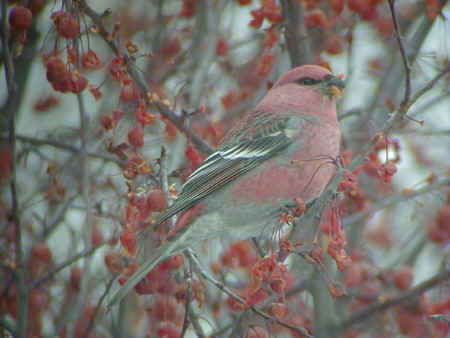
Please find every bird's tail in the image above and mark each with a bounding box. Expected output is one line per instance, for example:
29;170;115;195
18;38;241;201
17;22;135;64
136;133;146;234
106;227;188;310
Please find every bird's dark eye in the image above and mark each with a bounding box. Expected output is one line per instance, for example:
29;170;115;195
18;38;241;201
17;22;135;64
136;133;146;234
297;77;317;85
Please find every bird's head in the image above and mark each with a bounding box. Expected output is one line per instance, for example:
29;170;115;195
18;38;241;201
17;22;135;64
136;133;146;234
273;65;345;99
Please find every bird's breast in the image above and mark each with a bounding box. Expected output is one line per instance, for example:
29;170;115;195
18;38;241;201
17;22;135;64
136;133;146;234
228;121;340;206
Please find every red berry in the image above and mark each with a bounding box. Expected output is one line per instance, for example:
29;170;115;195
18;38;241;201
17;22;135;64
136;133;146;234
164;119;178;140
104;251;123;273
128;125;144;148
305;9;328;28
185;144;202;169
91;225;103;247
392;266;413;290
100;114;114;130
0;146;12;178
216;37;229;56
28;0;46;14
46;56;74;93
120;82;139;102
151;295;182;322
428;205;450;244
426;0;442;20
180;0;196;17
33;95;60;111
165;253;185;270
82;49;102;70
31;242;52;262
51;11;80;39
147;190;168;212
246;326;270;338
269;302;287;319
249;9;264;28
257;49;275;77
221;91;237;109
70;266;82;291
324;35;344;55
9;6;32;31
330;0;345;14
70;73;88;94
160;37;181;61
156;321;181;338
120;231;137;256
89;86;102;101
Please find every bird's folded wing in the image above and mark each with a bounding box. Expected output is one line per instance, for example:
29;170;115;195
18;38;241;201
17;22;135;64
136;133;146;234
153;114;293;226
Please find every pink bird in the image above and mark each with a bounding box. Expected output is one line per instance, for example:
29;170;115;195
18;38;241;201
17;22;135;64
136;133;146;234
108;64;345;308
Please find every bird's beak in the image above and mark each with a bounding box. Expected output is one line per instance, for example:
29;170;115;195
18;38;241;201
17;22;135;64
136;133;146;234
325;75;345;98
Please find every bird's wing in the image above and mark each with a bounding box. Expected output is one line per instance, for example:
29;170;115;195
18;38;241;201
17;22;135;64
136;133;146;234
154;113;293;226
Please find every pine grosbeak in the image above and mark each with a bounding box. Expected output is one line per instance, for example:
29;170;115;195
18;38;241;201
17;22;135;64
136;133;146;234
108;65;345;307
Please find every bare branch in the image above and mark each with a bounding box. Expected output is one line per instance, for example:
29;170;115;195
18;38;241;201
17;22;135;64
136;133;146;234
65;53;94;336
388;0;412;110
82;275;117;338
338;266;450;331
10;134;125;165
28;239;111;290
406;63;450;111
181;261;207;338
186;249;315;338
344;177;450;227
0;1;28;336
280;0;312;66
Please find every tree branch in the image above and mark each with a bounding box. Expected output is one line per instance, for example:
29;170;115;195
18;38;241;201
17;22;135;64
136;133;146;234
344;177;450;227
388;0;412;110
0;1;28;336
280;0;312;66
78;0;214;155
6;134;125;165
28;240;110;290
338;266;450;331
186;249;314;338
82;275;117;338
65;83;93;338
406;62;450;111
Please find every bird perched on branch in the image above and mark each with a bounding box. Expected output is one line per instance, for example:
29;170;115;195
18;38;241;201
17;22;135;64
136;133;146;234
108;64;345;308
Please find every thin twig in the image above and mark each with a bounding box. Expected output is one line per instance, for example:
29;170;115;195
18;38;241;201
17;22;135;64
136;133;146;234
65;58;94;337
366;4;435;122
181;265;192;337
338;266;450;331
410;93;449;117
159;146;170;204
181;261;207;338
6;134;125;165
344;176;450;227
82;275;118;338
338;108;363;121
42;193;78;238
1;1;29;336
186;249;314;338
388;0;412;110
189;0;218;106
395;128;450;136
126;62;214;155
28;240;109;290
406;63;450;111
